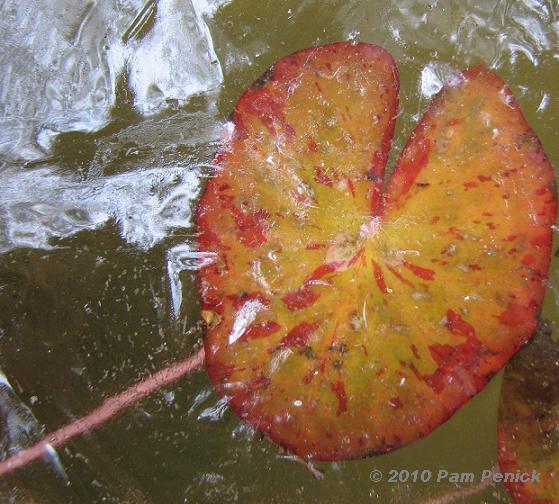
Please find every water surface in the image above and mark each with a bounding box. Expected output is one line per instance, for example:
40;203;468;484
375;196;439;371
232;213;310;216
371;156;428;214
0;0;558;502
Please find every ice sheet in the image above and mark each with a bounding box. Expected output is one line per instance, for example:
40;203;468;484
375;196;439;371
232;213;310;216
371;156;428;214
0;163;209;253
128;0;224;115
0;0;227;161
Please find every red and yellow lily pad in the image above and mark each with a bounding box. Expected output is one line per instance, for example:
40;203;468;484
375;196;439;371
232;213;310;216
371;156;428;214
196;42;557;460
498;323;559;504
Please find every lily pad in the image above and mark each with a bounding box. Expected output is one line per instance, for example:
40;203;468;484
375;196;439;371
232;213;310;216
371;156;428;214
196;42;557;460
498;322;559;503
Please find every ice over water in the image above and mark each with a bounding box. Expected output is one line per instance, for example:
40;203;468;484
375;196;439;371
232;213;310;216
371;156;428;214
0;0;230;305
0;0;229;461
0;0;226;160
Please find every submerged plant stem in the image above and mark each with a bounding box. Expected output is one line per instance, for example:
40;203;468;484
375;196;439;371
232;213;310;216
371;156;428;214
0;348;205;478
419;467;497;504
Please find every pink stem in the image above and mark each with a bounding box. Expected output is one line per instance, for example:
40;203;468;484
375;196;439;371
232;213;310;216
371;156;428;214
419;466;497;504
0;347;205;478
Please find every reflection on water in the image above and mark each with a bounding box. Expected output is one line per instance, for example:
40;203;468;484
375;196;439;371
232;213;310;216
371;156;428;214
0;0;558;502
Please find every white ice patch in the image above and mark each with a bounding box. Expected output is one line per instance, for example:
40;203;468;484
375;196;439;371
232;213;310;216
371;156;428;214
191;0;231;18
0;370;12;389
167;244;217;318
0;367;59;469
537;92;550;113
419;63;458;99
420;65;443;99
0;165;203;253
228;299;267;345
360;216;382;239
0;0;138;160
197;395;230;422
128;0;224;115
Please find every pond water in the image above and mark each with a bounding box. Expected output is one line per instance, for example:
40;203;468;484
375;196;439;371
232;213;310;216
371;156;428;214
0;0;558;502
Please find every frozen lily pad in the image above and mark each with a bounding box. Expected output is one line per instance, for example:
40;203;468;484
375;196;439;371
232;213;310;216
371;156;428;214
197;42;556;460
498;323;559;503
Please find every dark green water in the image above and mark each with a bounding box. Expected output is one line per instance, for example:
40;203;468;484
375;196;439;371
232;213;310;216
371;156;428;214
1;0;558;502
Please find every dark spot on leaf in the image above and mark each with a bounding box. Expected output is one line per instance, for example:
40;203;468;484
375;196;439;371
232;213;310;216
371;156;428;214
252;67;275;89
302;346;316;359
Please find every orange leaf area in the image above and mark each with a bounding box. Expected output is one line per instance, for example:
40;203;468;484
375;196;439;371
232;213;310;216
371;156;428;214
197;42;557;460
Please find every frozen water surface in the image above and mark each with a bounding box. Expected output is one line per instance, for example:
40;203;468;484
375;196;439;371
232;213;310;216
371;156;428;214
0;0;225;161
0;0;558;502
